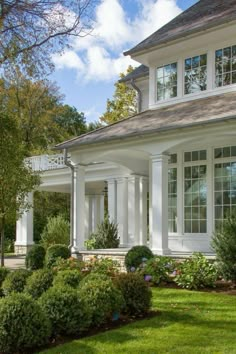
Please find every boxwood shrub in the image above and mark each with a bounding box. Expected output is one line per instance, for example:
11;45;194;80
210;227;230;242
125;245;154;271
24;269;54;299
2;269;31;296
45;244;70;268
114;273;152;315
39;285;91;336
0;293;51;353
53;269;82;288
25;244;46;270
79;274;124;326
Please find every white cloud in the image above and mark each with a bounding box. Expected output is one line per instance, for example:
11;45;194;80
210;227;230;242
53;0;182;83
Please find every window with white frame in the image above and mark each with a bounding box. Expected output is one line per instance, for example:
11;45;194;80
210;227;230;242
184;54;207;95
215;45;236;87
184;150;207;234
214;146;236;229
157;63;177;101
168;154;177;233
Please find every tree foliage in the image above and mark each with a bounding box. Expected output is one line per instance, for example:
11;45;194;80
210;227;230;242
0;102;39;265
0;0;96;76
100;66;137;125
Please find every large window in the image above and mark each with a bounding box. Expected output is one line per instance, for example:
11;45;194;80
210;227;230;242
157;63;177;101
215;45;236;87
184;54;207;94
184;150;207;234
168;156;177;233
214;146;236;229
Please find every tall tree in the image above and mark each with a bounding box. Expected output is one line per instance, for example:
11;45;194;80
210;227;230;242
3;73;64;154
0;0;96;76
100;66;137;125
0;108;39;266
54;104;87;137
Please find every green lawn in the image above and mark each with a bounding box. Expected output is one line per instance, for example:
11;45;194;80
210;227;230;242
39;288;236;354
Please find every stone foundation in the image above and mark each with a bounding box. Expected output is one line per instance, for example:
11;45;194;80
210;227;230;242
14;244;34;255
75;249;129;272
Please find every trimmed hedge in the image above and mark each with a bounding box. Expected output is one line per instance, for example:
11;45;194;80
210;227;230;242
125;246;154;271
53;269;82;288
45;244;70;268
0;267;9;287
2;269;31;296
0;293;51;353
25;244;46;270
39;285;91;336
24;269;54;299
79;274;124;326
114;273;152;315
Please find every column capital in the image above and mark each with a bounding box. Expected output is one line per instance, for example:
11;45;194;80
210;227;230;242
151;154;169;163
128;174;148;181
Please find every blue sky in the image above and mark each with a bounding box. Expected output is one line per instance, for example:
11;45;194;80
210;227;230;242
51;0;198;123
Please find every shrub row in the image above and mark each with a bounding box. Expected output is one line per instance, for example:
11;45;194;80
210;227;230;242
25;243;70;270
0;271;151;353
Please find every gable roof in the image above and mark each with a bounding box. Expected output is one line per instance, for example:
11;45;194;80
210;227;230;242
125;0;236;56
119;65;149;83
55;92;236;151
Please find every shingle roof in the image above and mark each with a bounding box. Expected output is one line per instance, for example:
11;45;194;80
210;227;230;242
55;92;236;150
125;0;236;56
119;65;149;83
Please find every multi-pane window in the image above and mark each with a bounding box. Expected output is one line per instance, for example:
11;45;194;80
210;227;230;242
184;54;207;94
157;63;177;101
168;154;177;233
168;168;177;233
184;150;207;234
214;146;236;229
215;45;236;87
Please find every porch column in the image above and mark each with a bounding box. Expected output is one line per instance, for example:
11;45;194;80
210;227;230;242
116;177;128;247
150;154;170;255
139;177;148;246
85;195;92;239
128;176;148;246
72;165;85;253
107;179;117;222
15;192;34;255
91;195;104;231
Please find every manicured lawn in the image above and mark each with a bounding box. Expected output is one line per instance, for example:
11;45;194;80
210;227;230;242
39;288;236;354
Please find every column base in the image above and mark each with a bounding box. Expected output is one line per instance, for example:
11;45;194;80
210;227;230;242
14;243;34;255
152;248;171;256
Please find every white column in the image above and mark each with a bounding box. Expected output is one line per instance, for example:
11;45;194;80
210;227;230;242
128;176;148;246
15;192;34;254
128;176;140;246
150;154;170;255
116;177;128;247
72;165;85;253
91;195;103;231
84;196;91;240
107;179;117;222
139;177;148;246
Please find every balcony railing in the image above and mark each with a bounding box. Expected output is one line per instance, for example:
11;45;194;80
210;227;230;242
25;154;66;171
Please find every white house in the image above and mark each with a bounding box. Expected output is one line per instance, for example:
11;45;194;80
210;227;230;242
15;0;236;257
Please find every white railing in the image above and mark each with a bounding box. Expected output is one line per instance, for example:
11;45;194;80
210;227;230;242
25;154;66;171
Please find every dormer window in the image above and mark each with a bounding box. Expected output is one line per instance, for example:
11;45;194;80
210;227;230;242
215;45;236;87
184;54;207;95
157;62;177;101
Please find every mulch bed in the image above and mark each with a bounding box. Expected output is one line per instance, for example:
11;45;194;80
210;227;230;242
26;311;160;354
157;280;236;295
